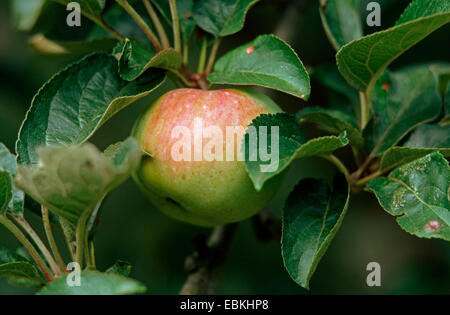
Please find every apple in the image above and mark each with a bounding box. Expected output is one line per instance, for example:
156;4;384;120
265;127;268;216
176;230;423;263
132;88;284;226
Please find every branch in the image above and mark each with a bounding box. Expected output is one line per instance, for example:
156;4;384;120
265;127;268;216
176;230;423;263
180;223;237;295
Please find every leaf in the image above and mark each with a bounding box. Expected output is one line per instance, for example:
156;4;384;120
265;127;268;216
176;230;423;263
336;0;450;93
0;171;12;215
51;0;106;24
296;107;364;149
0;247;45;287
113;38;181;81
29;33;118;56
380;124;450;172
38;270;146;295
16;52;165;165
15;138;142;226
193;0;259;37
363;65;442;156
177;0;196;41
0;143;24;215
367;152;450;240
0;262;45;285
319;0;363;51
11;0;47;31
243;113;348;191
208;34;310;100
0;247;30;265
106;260;132;277
311;63;359;106
282;174;350;289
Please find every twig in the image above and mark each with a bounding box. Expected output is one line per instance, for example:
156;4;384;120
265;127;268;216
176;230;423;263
0;215;53;281
205;39;221;75
13;215;62;277
143;0;170;49
99;16;124;40
169;0;181;53
197;37;207;74
42;206;66;272
116;0;162;51
180;223;238;295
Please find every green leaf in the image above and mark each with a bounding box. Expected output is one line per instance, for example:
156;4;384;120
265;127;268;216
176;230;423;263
193;0;259;37
319;0;363;51
363;65;442;156
0;262;45;286
208;34;310;100
0;247;29;265
113;38;181;81
0;143;24;215
15;138;142;226
311;63;359;106
177;0;196;41
51;0;106;24
0;171;12;215
106;260;132;277
38;270;146;295
336;0;450;93
29;33;118;56
380;124;450;172
0;247;45;287
243;113;348;191
16;52;165;165
367;152;450;241
282;174;350;289
297;107;363;149
11;0;47;31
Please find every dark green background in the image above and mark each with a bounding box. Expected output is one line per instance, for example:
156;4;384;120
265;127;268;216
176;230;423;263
0;0;449;294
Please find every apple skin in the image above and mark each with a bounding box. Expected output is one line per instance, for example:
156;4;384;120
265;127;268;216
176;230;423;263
132;88;284;226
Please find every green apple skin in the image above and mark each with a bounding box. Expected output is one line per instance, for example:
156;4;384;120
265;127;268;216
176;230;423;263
132;88;284;226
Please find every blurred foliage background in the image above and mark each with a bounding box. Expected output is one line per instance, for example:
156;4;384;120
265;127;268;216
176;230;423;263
0;0;449;294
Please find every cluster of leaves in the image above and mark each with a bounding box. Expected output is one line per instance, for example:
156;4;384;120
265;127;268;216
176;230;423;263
1;0;449;293
243;0;450;289
4;0;311;294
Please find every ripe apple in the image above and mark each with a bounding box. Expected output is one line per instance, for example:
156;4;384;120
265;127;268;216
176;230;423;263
132;88;284;226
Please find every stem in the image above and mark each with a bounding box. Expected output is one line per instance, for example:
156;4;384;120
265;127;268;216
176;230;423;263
41;206;66;272
320;154;350;180
143;0;170;49
100;16;124;40
197;37;207;74
89;241;96;269
183;42;189;65
116;0;162;51
355;170;382;187
168;69;194;87
0;215;53;281
169;0;181;53
75;216;88;268
205;39;221;75
59;218;76;262
350;153;375;183
180;223;238;294
13;215;62;277
359;91;371;130
84;238;93;268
